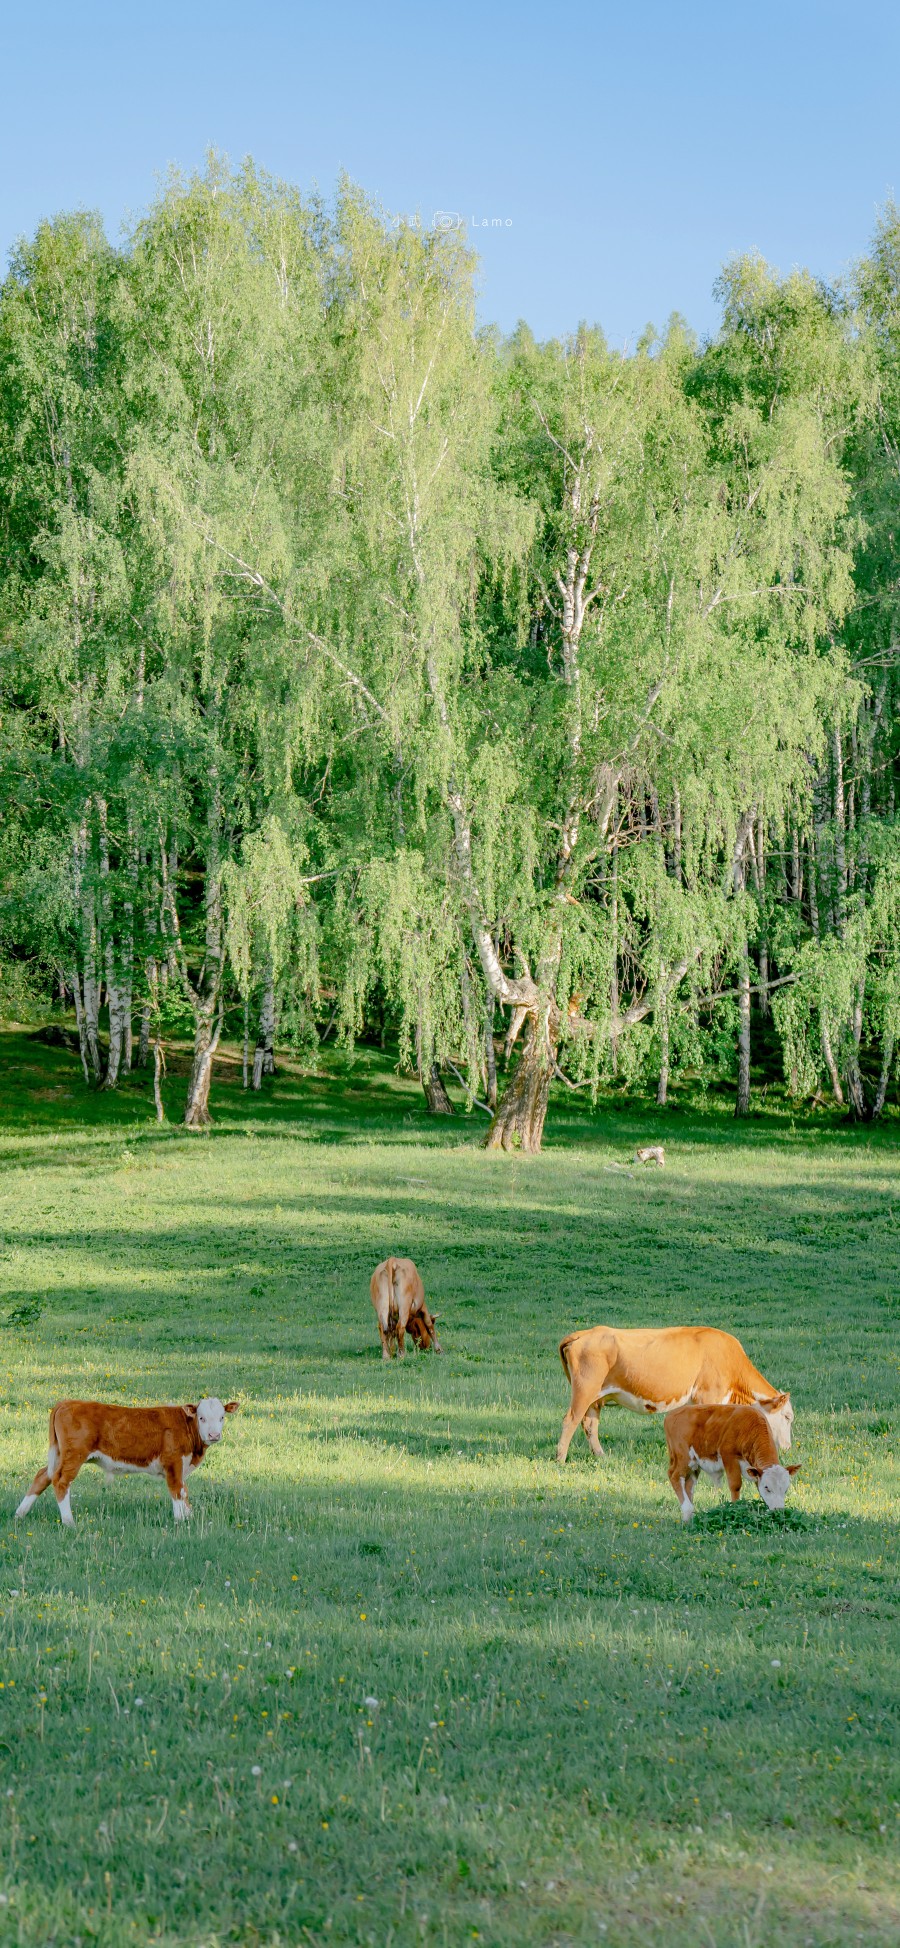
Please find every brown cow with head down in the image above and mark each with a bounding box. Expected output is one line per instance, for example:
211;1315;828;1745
557;1324;793;1463
370;1258;441;1359
664;1401;801;1522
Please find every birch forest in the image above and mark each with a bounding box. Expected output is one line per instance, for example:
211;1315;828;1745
2;159;899;1149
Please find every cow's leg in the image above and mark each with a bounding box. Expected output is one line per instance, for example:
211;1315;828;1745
51;1448;87;1528
667;1456;695;1522
15;1459;53;1520
557;1369;609;1464
163;1457;191;1521
723;1459;744;1503
581;1403;604;1457
377;1319;392;1361
395;1294;413;1359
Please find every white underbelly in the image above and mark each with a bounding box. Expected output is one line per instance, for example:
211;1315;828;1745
688;1446;724;1478
88;1451;163;1477
601;1386;694;1416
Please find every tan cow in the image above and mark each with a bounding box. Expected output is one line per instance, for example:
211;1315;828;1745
664;1402;801;1522
370;1257;441;1359
556;1324;792;1463
15;1397;239;1526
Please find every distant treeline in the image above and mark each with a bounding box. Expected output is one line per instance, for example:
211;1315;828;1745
1;159;899;1147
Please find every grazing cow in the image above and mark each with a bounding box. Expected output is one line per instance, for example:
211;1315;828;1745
370;1257;441;1360
15;1397;239;1527
556;1325;792;1463
664;1402;801;1522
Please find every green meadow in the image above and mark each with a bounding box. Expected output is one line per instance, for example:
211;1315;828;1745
0;1026;897;1947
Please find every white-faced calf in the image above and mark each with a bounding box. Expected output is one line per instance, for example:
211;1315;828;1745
15;1397;239;1527
664;1402;800;1523
557;1324;793;1464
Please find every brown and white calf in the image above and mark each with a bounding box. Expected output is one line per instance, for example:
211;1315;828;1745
370;1258;441;1360
557;1324;793;1463
664;1402;801;1522
15;1397;239;1527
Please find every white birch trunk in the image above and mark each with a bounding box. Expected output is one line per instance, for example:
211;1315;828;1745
873;1030;895;1120
807;828;844;1107
252;970;276;1090
68;967;91;1084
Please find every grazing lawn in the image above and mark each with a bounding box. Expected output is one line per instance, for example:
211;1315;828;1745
0;1024;898;1947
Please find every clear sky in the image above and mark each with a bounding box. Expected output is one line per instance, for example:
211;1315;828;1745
2;0;897;345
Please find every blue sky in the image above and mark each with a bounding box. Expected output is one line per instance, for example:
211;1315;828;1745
2;1;897;344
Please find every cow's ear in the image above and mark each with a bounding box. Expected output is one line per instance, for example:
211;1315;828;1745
224;1400;240;1413
184;1403;198;1417
430;1312;441;1322
786;1463;802;1475
746;1465;763;1478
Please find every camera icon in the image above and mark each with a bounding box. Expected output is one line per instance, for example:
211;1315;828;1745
433;211;464;233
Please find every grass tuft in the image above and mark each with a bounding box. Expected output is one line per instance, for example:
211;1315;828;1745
688;1500;815;1535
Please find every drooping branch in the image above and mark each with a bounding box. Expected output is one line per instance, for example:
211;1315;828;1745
424;653;538;1010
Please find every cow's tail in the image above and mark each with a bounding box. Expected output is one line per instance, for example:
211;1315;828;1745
47;1403;60;1477
388;1257;398;1328
559;1334;576;1380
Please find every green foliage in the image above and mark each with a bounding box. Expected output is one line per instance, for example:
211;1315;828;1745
1;163;899;1128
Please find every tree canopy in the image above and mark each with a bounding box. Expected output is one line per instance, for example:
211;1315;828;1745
2;161;898;1145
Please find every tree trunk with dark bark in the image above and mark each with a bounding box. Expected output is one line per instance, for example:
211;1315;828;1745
422;1063;454;1115
843;1053;869;1122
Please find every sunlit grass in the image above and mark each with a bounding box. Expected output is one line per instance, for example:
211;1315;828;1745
0;1025;897;1944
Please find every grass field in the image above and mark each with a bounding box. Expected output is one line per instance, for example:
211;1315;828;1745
0;1025;898;1948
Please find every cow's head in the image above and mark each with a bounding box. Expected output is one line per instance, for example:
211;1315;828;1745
760;1391;793;1452
747;1460;801;1512
408;1308;442;1353
186;1398;240;1445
